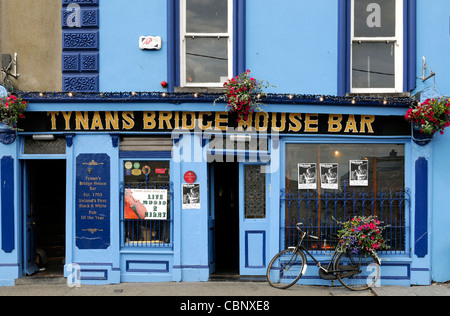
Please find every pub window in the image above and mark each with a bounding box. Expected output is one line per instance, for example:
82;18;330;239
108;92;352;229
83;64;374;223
179;0;233;87
208;134;269;151
245;165;266;219
350;0;404;93
121;160;172;248
120;136;173;153
283;143;409;254
23;136;66;155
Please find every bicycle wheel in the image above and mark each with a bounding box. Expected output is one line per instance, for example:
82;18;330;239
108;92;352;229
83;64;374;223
334;251;380;291
266;248;307;289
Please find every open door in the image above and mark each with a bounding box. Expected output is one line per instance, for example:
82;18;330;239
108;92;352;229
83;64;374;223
239;163;269;276
208;163;215;274
22;160;66;276
23;162;38;275
211;162;240;275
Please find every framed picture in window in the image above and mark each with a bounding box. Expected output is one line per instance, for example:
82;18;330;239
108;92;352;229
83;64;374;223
298;163;317;190
320;163;339;190
349;160;369;186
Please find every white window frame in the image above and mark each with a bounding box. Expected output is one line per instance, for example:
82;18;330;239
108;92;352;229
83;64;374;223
350;0;403;94
180;0;233;88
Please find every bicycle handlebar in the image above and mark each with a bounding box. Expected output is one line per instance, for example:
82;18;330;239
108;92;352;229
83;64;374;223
296;222;339;241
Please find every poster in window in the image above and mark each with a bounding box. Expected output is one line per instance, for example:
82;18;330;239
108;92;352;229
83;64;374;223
298;163;317;189
182;183;200;209
320;163;339;190
124;189;168;220
349;160;369;186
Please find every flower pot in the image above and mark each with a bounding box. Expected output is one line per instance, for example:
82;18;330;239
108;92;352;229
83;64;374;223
412;125;433;146
0;123;16;145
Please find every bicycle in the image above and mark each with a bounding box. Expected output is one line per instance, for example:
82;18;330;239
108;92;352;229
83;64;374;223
266;223;381;291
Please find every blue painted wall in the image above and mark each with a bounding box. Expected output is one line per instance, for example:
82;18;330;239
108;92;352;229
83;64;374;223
68;134;121;284
0;141;20;286
100;0;168;92
246;0;339;95
414;0;450;97
413;0;450;283
98;0;450;284
99;0;339;95
3;0;450;286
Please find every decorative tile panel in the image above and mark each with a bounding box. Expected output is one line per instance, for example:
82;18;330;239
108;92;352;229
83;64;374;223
63;74;99;92
62;0;99;5
62;8;99;28
63;31;99;50
62;0;99;92
81;53;99;72
62;53;99;73
62;53;79;72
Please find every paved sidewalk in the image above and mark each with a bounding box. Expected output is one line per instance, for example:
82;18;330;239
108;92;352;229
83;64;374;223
372;283;450;296
1;277;450;296
0;280;368;296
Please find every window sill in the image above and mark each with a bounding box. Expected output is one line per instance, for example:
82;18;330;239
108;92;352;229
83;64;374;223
120;247;174;254
174;86;226;94
346;92;411;98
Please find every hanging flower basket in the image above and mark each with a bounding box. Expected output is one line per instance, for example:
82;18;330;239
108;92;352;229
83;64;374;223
214;70;273;122
412;124;433;146
405;97;450;144
0;94;27;130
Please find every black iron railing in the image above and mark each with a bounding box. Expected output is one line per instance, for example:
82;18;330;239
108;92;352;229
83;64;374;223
280;182;410;254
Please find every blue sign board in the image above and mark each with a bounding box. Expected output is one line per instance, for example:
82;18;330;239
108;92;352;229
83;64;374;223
76;154;110;249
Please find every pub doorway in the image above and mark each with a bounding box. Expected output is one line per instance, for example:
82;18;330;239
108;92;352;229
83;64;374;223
212;162;240;275
23;160;66;276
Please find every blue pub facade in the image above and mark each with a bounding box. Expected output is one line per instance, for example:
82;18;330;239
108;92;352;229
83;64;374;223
0;0;450;287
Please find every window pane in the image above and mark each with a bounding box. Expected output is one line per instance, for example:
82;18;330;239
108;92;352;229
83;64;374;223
245;165;266;219
123;160;170;184
352;42;395;89
120;137;173;152
186;37;228;83
123;160;171;247
284;144;406;252
186;0;228;33
286;144;405;193
354;0;396;37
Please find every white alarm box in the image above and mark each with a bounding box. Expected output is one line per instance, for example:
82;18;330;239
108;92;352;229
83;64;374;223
139;36;162;50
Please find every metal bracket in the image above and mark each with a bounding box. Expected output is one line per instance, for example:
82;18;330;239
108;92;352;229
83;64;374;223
1;52;20;79
420;56;435;82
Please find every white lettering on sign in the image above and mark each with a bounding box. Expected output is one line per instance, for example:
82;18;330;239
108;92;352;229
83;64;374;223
366;3;381;28
139;36;162;50
66;3;81;28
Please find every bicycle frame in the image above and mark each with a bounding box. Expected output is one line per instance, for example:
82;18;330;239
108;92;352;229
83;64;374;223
290;227;362;275
300;245;340;274
267;223;380;290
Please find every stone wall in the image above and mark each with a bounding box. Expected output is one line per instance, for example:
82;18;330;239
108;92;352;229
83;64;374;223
0;0;61;91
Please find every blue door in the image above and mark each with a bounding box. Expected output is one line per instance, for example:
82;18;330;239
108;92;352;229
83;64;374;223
208;163;216;274
239;163;269;276
23;162;38;275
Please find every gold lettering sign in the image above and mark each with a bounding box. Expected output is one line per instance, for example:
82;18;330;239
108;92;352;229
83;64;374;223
27;111;396;135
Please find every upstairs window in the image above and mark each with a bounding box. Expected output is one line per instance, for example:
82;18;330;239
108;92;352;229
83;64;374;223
351;0;404;93
180;0;233;87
